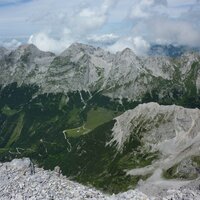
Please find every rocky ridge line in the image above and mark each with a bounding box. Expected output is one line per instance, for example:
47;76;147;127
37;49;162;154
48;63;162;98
0;158;149;200
0;43;199;100
1;158;200;200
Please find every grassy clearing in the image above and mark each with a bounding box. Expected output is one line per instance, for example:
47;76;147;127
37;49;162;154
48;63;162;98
1;105;18;116
64;107;115;137
64;125;90;137
6;113;25;147
86;107;115;129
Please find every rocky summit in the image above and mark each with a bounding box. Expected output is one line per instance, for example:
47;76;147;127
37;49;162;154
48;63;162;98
0;158;200;200
0;158;149;200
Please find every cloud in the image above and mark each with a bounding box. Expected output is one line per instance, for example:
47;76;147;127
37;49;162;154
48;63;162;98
68;0;119;34
70;8;107;34
0;0;200;54
28;0;119;53
107;36;150;55
133;36;150;55
28;29;74;54
129;0;167;19
86;33;119;45
107;37;133;53
128;0;200;48
151;18;200;46
0;39;21;49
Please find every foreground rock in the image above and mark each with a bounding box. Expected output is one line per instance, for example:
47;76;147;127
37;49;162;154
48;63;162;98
1;158;200;199
152;179;200;200
0;158;149;200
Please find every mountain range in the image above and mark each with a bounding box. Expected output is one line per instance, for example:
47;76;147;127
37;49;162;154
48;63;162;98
1;43;200;102
0;43;200;195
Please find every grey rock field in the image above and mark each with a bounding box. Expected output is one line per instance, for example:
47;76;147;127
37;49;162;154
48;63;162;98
0;158;200;200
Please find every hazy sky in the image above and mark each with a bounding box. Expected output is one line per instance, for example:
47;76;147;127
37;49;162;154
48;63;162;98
0;0;200;54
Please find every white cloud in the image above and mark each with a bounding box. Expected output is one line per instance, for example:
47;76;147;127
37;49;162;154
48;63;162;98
107;36;150;55
69;0;118;34
107;37;133;53
28;29;74;54
0;0;200;54
129;0;200;48
1;39;21;49
87;33;119;45
27;0;119;53
129;0;167;19
151;18;200;46
70;8;107;34
133;36;150;55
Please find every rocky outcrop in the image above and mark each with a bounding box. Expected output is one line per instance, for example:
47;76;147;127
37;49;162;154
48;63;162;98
0;158;149;200
1;158;200;200
109;102;200;169
107;103;200;197
109;102;200;152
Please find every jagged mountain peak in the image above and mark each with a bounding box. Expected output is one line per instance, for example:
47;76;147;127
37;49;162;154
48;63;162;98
60;42;97;57
118;48;138;58
14;44;55;56
7;44;55;64
17;43;38;51
115;48;139;64
120;47;134;55
60;42;114;61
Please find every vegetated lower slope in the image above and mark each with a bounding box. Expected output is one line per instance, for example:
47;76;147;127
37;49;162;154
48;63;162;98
1;83;200;193
0;83;143;193
0;43;200;193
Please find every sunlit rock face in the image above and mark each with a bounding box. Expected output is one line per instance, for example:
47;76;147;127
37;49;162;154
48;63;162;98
0;43;199;100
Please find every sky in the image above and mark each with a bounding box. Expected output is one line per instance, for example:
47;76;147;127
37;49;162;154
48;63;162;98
0;0;200;55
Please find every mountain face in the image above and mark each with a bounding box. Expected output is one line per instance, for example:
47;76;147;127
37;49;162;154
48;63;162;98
110;103;200;178
0;43;200;194
0;43;199;102
0;44;55;87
